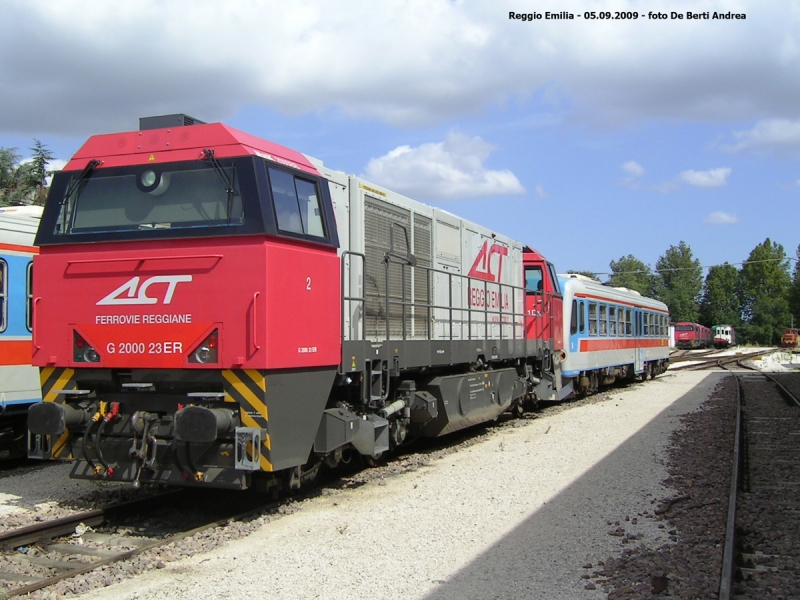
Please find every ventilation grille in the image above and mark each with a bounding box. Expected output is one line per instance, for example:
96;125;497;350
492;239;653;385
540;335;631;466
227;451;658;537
363;197;432;340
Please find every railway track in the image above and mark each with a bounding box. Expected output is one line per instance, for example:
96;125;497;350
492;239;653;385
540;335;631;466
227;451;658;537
718;361;800;598
669;349;773;371
0;489;273;598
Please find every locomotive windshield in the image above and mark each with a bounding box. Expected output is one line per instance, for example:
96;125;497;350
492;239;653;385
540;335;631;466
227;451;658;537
52;159;242;235
36;156;339;248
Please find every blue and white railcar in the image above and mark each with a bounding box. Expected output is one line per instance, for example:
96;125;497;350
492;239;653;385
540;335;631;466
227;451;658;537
559;275;670;395
0;205;42;459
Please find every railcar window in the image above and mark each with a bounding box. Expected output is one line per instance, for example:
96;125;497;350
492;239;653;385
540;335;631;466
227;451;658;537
268;168;325;237
599;304;607;336
589;302;597;335
579;301;586;333
525;266;543;293
609;306;617;336
0;260;6;333
570;300;578;335
625;309;632;336
54;162;243;234
643;313;649;336
26;261;32;332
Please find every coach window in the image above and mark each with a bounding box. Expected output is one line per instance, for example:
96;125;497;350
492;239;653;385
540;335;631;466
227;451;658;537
589;302;597;335
609;306;617;336
599;304;607;336
625;309;632;336
26;262;33;332
570;300;578;335
0;260;6;333
269;168;325;237
580;300;586;333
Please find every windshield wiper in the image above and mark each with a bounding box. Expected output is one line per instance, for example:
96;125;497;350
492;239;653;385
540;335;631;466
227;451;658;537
201;149;238;223
57;159;101;234
60;159;101;206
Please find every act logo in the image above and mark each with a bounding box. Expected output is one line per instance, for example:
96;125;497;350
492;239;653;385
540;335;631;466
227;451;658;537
97;275;193;306
468;241;508;282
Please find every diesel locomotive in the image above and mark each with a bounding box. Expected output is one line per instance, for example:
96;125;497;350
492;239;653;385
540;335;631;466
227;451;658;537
27;115;569;490
26;115;673;490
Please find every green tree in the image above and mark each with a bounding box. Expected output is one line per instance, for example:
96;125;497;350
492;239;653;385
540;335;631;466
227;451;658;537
739;238;791;345
29;139;54;205
699;263;741;327
0;141;53;206
789;244;800;328
653;241;703;323
607;254;654;295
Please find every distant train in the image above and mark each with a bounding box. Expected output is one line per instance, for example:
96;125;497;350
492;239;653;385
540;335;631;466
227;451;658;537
781;328;800;348
712;324;736;349
674;322;712;350
559;275;670;394
26;115;671;491
0;205;42;459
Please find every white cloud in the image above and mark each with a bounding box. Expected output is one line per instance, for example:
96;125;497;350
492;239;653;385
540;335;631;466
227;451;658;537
621;161;645;177
535;185;548;199
0;0;798;134
361;132;524;200
679;168;732;188
724;119;800;154
704;211;738;224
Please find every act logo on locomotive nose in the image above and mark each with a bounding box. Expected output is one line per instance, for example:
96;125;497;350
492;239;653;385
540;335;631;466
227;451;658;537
97;275;192;306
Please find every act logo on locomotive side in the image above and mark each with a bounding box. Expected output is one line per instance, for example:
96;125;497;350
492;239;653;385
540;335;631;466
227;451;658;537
468;241;508;283
97;275;193;306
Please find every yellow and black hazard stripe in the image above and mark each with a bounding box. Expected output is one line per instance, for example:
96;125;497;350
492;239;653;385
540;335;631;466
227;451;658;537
40;367;77;404
38;367;77;459
222;369;273;471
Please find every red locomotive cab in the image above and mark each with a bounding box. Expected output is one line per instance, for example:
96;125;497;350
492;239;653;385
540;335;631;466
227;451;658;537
522;247;563;351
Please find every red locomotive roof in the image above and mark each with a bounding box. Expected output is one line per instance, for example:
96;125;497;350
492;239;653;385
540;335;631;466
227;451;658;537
65;123;321;176
522;245;547;261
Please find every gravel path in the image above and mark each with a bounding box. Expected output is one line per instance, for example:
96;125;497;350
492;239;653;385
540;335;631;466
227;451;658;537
65;370;721;600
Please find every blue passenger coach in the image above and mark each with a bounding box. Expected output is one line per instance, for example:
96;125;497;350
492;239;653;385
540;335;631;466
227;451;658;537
559;275;670;395
0;205;42;459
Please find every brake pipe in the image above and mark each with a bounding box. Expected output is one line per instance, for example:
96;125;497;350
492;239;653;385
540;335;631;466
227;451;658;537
83;403;107;476
94;402;120;477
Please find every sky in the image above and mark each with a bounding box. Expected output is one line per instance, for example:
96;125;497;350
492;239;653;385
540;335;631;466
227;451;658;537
1;0;798;277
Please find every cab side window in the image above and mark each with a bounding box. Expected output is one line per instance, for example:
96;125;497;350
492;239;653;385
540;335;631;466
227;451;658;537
525;266;543;294
268;168;325;237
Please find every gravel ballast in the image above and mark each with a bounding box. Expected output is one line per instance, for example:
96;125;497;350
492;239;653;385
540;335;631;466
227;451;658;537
63;370;723;600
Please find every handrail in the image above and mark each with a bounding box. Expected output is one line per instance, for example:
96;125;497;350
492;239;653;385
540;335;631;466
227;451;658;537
251;292;260;352
375;256;526;343
32;297;41;350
